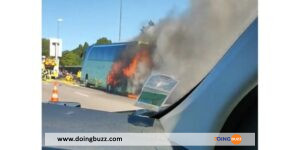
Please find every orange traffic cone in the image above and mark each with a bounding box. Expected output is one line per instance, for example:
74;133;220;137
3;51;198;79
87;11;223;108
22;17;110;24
50;82;59;102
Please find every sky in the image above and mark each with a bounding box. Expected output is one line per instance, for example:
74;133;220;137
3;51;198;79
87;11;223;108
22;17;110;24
42;0;189;51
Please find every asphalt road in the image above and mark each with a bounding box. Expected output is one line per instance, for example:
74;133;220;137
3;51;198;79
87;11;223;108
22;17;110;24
42;81;141;112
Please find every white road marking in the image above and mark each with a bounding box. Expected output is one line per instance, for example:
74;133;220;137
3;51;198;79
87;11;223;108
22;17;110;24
74;91;89;97
65;111;74;115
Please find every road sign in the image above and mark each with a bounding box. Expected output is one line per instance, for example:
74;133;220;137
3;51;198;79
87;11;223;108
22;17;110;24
49;38;62;57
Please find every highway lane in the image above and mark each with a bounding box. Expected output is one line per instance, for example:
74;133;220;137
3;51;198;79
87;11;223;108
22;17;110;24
42;81;141;112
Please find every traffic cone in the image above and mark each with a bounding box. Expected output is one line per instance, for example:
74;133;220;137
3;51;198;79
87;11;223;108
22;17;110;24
50;82;59;102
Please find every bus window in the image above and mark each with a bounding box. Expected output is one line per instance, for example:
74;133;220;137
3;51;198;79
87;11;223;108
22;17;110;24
105;48;109;61
88;47;102;61
98;48;103;60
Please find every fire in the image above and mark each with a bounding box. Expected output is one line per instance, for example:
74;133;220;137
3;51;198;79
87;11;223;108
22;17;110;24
107;61;122;86
122;48;151;77
106;44;153;99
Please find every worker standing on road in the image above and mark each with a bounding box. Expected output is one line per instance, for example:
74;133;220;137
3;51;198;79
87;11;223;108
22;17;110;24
77;70;81;79
76;70;81;83
65;73;72;82
53;70;58;79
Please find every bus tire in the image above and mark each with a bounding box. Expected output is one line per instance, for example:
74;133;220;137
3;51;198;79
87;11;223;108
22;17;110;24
84;75;90;87
107;85;112;93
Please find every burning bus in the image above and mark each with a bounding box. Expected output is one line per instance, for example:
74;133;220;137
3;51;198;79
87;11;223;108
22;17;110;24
81;41;153;99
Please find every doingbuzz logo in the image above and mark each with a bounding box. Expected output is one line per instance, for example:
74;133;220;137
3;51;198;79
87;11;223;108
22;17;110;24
214;134;242;145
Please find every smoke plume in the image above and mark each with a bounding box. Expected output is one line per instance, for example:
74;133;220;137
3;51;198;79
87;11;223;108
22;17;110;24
110;0;257;103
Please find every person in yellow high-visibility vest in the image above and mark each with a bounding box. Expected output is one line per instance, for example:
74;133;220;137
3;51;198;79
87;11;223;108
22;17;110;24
53;70;59;79
77;70;81;79
65;73;73;82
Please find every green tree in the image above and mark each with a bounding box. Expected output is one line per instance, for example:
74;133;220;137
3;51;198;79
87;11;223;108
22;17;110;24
73;44;83;56
72;42;89;61
96;37;112;45
42;38;50;56
83;42;89;51
60;51;81;66
81;42;89;58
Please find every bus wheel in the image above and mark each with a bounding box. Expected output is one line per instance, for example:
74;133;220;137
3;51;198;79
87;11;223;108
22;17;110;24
84;79;90;87
107;85;111;93
84;75;90;87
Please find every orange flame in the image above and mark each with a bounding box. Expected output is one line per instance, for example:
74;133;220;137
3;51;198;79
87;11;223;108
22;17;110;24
122;48;152;77
107;61;122;86
106;45;153;98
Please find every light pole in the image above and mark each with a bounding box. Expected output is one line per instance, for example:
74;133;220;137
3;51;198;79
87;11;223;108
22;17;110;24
119;0;122;42
57;18;63;39
56;18;63;60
